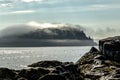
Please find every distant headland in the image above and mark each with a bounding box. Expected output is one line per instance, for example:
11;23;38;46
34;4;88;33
0;23;97;47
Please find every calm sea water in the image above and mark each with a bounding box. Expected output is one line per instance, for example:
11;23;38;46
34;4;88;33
0;46;96;69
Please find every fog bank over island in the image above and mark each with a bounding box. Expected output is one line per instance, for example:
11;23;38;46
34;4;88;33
0;22;97;47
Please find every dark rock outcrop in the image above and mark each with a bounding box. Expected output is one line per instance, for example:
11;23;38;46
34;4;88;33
0;61;82;80
99;36;120;61
28;61;63;68
76;36;120;80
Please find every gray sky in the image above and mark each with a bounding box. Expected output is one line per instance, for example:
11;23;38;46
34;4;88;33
0;0;120;39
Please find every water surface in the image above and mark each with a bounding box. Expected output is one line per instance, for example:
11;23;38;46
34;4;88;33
0;46;95;69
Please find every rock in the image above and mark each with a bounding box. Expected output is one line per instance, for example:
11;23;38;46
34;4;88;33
38;74;66;80
18;68;50;80
99;36;120;61
17;77;28;80
94;55;106;60
28;60;62;68
89;47;98;53
76;36;120;80
0;68;16;79
115;68;120;74
15;60;81;80
103;40;120;61
99;38;112;52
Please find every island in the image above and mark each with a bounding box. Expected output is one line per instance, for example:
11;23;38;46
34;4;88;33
0;24;97;47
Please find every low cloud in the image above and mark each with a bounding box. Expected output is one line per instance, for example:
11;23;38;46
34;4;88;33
0;3;11;8
0;22;84;38
85;27;120;39
0;21;119;39
0;24;36;37
10;10;35;14
81;4;120;12
20;0;44;2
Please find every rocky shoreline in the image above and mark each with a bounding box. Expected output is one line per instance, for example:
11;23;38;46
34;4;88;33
0;36;120;80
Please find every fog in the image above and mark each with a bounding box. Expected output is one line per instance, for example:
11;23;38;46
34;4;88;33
0;25;36;37
0;22;85;38
0;22;119;40
84;27;120;39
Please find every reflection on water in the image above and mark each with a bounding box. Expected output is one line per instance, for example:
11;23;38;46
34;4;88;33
0;46;96;69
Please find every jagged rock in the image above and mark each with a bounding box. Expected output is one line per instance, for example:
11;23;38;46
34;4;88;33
94;55;106;60
104;41;120;61
89;47;98;53
9;60;81;80
99;36;120;61
99;38;112;52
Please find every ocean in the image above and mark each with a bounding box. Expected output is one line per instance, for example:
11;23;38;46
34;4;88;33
0;46;96;69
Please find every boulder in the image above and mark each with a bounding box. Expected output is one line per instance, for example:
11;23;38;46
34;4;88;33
103;40;120;61
28;60;62;68
0;68;16;79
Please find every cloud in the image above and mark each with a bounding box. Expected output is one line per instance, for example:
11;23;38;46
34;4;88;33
81;4;120;11
20;0;44;2
85;27;120;39
10;10;35;14
0;24;36;37
0;3;12;8
26;21;68;29
0;21;84;37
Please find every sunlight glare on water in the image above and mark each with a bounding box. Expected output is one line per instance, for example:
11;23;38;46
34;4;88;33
0;46;96;69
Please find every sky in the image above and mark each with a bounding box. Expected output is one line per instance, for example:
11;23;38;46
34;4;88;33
0;0;120;39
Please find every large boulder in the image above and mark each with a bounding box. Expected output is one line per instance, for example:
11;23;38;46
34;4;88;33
99;36;120;61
